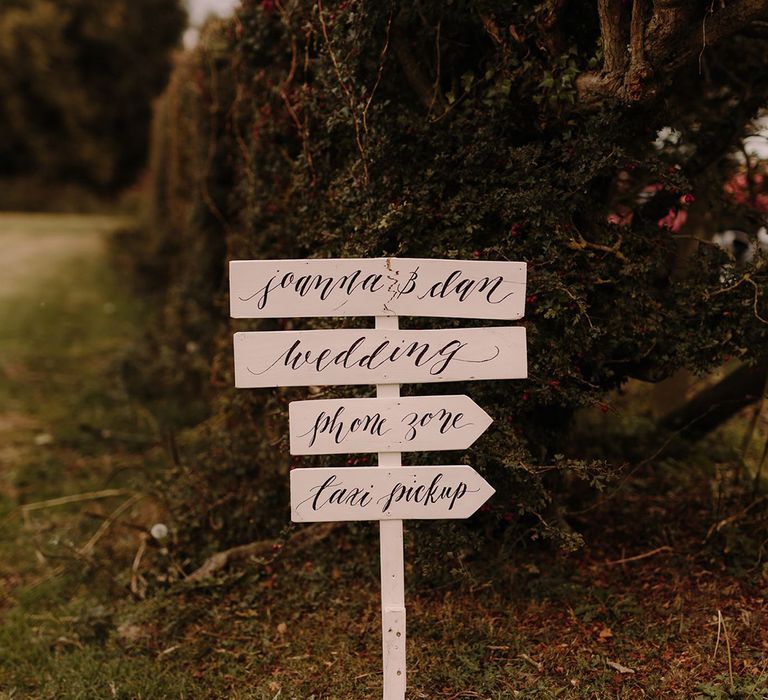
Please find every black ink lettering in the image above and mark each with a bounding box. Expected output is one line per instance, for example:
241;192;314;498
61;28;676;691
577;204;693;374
248;334;502;379
247;338;303;376
380;483;406;512
395;267;419;299
414;269;518;306
334;336;367;368
450;482;468;510
309;475;339;510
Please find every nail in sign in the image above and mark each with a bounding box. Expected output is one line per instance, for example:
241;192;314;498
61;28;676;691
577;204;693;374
289;395;493;455
290;465;495;522
230;258;526;320
234;326;527;388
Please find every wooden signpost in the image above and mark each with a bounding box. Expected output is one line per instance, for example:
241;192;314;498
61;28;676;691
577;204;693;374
233;326;527;387
290;465;495;522
289;395;493;455
229;257;528;700
230;257;526;319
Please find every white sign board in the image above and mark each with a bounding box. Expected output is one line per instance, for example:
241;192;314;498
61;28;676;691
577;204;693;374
289;395;493;455
230;258;526;320
234;326;527;388
290;465;495;522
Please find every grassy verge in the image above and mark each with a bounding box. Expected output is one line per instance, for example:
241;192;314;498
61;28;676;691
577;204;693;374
0;215;188;697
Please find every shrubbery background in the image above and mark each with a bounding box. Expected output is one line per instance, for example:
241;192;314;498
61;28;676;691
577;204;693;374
117;0;768;565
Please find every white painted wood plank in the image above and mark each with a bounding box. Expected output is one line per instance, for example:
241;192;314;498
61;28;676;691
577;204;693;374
290;465;495;522
230;258;526;320
382;606;406;699
289;395;493;455
233;326;527;388
375;315;407;700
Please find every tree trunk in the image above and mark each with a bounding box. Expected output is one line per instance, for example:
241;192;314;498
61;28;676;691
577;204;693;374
660;360;767;440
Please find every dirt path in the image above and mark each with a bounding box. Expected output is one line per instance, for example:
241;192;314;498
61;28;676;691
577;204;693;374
0;212;131;298
0;211;134;505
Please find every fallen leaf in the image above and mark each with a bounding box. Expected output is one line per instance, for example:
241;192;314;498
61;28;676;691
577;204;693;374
597;627;614;642
34;432;53;446
606;660;635;674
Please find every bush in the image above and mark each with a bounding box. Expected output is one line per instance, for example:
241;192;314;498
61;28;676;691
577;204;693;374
120;1;768;561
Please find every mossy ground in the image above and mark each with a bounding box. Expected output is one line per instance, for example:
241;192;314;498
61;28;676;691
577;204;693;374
1;214;767;699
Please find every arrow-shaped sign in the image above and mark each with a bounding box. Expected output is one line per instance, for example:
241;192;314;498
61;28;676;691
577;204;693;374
289;395;493;455
290;465;495;522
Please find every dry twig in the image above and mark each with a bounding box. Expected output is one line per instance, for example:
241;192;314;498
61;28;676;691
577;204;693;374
604;545;673;566
21;489;133;513
186;522;341;582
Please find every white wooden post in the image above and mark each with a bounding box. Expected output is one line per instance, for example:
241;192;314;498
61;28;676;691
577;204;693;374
229;257;529;698
376;314;406;699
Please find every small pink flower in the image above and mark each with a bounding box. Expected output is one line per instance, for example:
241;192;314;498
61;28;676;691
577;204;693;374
607;203;634;227
658;208;687;232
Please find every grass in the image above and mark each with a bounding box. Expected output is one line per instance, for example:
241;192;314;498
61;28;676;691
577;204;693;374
0;214;182;697
1;214;768;698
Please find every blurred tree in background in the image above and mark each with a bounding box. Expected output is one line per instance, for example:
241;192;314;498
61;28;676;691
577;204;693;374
0;0;185;196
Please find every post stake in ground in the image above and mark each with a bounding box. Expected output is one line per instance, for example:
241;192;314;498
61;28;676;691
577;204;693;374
376;314;406;700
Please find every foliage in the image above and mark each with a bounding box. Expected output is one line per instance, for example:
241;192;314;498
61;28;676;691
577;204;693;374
0;0;185;195
120;0;768;559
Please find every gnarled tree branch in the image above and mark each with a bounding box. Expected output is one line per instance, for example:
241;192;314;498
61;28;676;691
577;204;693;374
577;0;768;108
673;0;768;70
